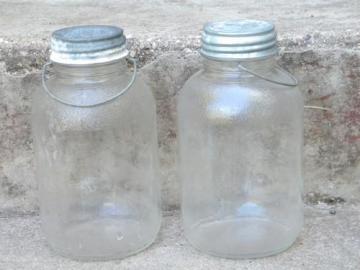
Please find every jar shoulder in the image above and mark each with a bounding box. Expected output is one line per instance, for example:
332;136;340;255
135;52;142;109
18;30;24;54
32;71;156;132
179;69;303;105
34;70;154;108
178;69;303;123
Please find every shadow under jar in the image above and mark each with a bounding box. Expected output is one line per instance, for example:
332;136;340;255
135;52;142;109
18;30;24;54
32;25;161;261
178;20;304;259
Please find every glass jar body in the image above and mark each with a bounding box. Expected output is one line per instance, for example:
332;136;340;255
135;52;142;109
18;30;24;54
32;60;161;260
178;58;303;259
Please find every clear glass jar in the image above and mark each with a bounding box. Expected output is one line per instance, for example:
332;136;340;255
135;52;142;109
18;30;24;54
178;21;303;258
32;26;161;260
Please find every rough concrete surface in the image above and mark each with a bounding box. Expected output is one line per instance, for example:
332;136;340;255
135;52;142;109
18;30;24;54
0;0;360;269
1;0;360;51
1;205;360;270
0;1;360;214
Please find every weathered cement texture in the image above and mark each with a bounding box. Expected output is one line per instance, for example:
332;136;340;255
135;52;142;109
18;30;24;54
0;0;360;269
1;205;360;270
0;0;360;215
1;0;360;51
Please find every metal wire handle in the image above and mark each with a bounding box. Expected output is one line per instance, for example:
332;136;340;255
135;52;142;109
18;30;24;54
42;58;137;108
238;63;298;87
238;64;334;111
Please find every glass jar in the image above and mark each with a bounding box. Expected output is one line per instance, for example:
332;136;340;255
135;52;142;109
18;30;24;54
32;25;161;260
178;20;303;258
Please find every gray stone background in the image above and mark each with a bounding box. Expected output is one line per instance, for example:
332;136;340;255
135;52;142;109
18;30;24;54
0;0;359;269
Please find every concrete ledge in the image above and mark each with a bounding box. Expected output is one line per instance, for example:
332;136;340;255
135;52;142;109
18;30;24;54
1;0;360;49
1;205;359;270
1;0;359;74
1;2;360;268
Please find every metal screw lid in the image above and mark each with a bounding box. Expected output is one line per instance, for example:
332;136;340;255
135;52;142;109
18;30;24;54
200;20;278;61
50;25;128;65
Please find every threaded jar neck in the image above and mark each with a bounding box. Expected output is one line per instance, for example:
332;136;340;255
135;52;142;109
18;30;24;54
52;59;128;81
203;57;276;75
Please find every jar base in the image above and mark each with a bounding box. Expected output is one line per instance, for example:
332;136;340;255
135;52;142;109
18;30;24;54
185;216;299;259
49;240;156;262
44;217;160;261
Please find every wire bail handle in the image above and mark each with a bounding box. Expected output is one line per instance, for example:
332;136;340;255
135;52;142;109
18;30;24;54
238;63;333;111
238;63;298;87
42;58;137;108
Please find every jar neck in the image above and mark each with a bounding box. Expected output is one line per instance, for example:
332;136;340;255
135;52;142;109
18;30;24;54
52;58;128;82
203;57;277;76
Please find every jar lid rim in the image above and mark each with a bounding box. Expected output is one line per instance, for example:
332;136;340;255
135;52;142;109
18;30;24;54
201;20;278;61
50;25;128;65
203;20;275;37
52;25;124;43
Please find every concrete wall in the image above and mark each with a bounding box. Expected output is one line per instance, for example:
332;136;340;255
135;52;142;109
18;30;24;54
0;0;359;216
